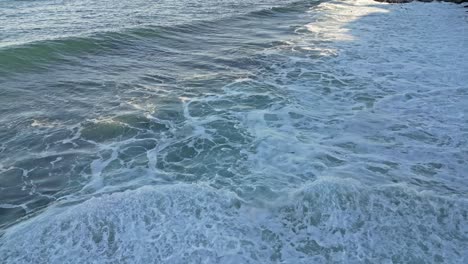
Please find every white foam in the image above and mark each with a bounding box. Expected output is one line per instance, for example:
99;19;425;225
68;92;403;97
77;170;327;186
2;0;467;262
239;0;468;193
1;181;466;263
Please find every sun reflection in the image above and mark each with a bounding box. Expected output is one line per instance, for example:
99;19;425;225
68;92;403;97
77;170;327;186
305;0;390;42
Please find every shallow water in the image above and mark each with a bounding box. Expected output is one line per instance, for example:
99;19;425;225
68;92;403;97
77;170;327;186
0;0;467;263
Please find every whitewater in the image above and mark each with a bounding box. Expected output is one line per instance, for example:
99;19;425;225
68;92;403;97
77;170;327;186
0;0;467;263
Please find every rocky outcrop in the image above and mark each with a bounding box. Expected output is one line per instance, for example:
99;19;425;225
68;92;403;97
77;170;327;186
375;0;468;3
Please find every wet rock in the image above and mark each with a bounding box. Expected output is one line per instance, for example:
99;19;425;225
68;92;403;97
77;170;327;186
375;0;468;3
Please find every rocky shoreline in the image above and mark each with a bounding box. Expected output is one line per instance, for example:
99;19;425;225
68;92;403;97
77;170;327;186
374;0;467;3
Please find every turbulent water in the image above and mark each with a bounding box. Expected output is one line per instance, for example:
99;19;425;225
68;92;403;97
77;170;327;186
1;0;467;263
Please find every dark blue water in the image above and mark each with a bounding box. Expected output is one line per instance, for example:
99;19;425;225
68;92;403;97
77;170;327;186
1;0;467;262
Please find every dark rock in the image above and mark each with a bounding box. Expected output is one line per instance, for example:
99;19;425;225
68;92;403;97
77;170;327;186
442;0;468;4
375;0;467;3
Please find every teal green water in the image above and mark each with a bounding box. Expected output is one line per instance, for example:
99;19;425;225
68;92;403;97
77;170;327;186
0;0;467;263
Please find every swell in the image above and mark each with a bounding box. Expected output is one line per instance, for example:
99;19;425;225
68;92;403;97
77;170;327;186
0;0;320;76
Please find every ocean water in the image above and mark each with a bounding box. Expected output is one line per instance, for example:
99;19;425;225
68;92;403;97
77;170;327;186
0;0;467;263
